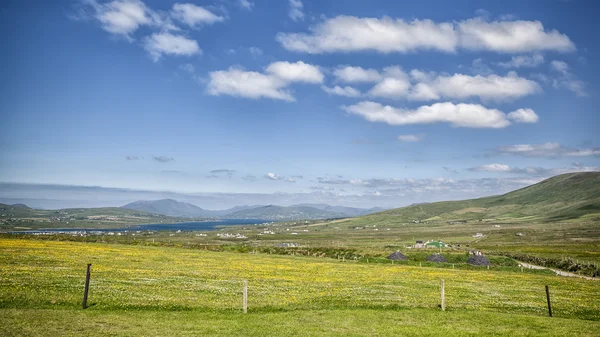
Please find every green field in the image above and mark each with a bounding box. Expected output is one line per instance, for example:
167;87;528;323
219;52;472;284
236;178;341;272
1;238;599;336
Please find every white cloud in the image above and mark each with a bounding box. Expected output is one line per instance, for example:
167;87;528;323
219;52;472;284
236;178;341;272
507;108;539;123
457;18;574;53
276;16;574;54
343;101;538;128
171;3;224;27
277;16;457;54
288;0;304;21
239;0;253;10
497;143;600;158
368;66;411;99
321;85;361;97
497;54;544;68
265;172;282;180
339;66;540;101
470;163;512;172
264;172;298;182
207;61;323;101
398;134;423;142
266;61;324;83
333;66;382;83
89;0;156;38
406;72;541;101
143;33;201;61
207;67;293;101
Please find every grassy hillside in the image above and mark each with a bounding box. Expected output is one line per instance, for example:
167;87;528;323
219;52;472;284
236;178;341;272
371;172;600;223
122;198;208;218
0;204;189;231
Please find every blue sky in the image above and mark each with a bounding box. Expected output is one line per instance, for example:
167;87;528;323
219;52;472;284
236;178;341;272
0;0;599;209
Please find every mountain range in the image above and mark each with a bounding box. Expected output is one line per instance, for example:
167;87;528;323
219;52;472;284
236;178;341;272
121;199;383;220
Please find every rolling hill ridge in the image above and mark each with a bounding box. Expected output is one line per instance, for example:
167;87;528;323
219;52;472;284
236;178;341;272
360;172;600;223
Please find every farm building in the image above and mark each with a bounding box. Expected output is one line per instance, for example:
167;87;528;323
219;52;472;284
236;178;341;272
414;240;425;248
425;240;448;248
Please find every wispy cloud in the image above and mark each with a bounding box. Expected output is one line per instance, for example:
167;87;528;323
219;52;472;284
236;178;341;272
265;172;301;183
171;3;224;28
288;0;304;21
443;166;459;174
321;85;361;97
238;0;253;11
495;143;600;158
398;134;424;142
143;32;201;62
153;156;174;163
550;60;587;97
125;155;141;160
209;169;236;178
497;54;544;68
469;163;599;175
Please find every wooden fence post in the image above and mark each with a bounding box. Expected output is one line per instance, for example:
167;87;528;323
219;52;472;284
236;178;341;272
82;264;92;309
440;279;445;311
243;280;248;314
545;285;552;317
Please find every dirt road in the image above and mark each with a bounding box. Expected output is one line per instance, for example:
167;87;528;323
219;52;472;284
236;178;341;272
517;261;597;281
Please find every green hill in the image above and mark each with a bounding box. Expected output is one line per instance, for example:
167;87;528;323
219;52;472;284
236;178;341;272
364;172;600;223
122;199;208;218
0;204;189;230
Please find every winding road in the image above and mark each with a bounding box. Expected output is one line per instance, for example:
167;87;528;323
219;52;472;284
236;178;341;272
517;261;598;281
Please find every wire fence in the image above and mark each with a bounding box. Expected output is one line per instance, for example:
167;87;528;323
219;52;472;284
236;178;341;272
24;267;590;321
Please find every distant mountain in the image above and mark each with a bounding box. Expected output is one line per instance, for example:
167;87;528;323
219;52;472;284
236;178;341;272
121;199;385;219
293;204;384;217
225;205;347;220
121;199;264;218
122;199;208;218
204;205;264;217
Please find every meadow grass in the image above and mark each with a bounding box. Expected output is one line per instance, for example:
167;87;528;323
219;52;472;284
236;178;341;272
2;308;600;337
1;238;598;320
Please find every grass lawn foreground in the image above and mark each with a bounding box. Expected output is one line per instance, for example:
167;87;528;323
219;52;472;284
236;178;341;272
1;238;599;336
